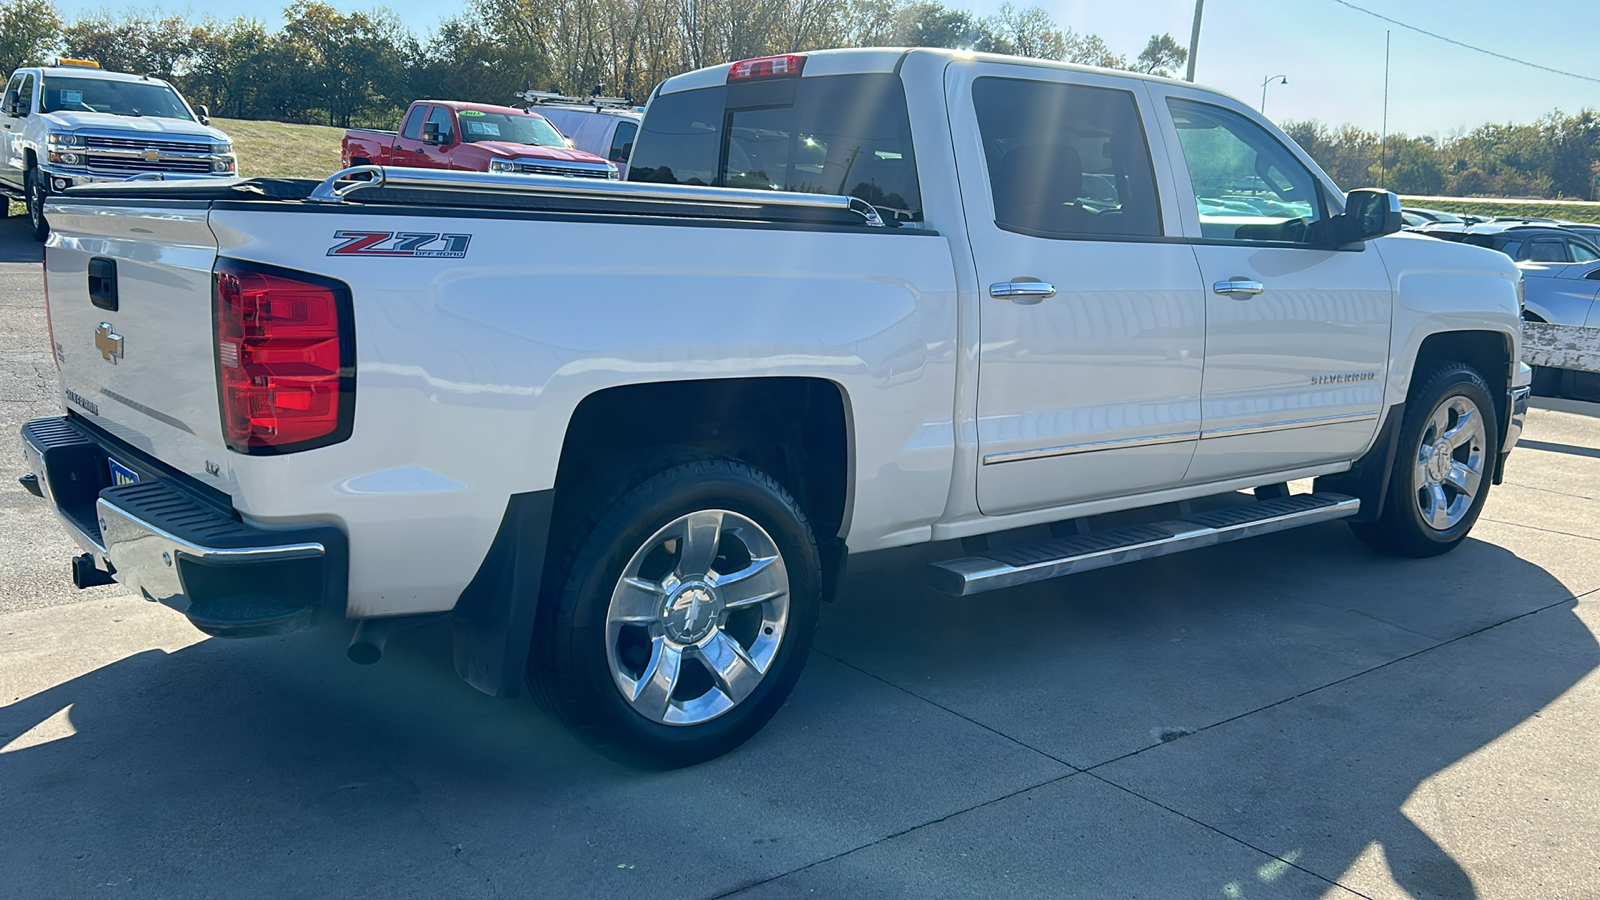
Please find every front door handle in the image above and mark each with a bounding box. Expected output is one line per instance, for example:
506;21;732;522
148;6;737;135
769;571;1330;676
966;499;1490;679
1213;279;1265;298
990;281;1057;303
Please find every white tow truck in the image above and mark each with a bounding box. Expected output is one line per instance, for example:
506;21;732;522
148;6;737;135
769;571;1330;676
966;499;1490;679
1;59;237;241
22;48;1529;767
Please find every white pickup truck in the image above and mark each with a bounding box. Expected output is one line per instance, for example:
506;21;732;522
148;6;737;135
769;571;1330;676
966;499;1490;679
22;48;1530;768
2;60;238;241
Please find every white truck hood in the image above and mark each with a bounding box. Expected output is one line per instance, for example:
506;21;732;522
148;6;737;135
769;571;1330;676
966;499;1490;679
39;111;227;141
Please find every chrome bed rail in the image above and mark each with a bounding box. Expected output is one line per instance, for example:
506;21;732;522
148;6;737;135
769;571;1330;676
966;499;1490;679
307;165;886;226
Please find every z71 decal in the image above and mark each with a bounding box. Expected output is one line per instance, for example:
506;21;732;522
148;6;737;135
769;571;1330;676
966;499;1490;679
327;231;472;259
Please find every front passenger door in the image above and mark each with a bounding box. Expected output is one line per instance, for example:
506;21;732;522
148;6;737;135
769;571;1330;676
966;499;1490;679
1151;89;1394;484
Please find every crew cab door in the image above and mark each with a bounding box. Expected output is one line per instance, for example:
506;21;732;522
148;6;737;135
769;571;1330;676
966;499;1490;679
1147;85;1393;483
389;104;428;167
1;72;31;190
948;62;1206;516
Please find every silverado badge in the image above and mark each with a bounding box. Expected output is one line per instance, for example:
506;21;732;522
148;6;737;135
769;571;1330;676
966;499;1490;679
94;322;123;362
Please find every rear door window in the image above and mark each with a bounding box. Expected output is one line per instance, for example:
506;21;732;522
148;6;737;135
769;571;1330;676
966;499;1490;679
1528;239;1566;262
401;105;425;140
630;74;923;223
972;77;1162;238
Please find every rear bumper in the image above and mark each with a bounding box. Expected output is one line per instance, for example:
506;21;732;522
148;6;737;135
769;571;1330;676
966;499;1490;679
21;415;347;637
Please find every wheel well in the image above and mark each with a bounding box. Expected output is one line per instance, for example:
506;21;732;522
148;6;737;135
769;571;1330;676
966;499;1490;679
552;377;851;570
1412;329;1511;425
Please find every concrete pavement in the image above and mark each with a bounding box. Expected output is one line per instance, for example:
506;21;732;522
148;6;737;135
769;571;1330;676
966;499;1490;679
2;213;1598;898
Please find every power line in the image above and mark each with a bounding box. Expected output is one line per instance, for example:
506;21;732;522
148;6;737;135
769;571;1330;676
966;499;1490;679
1328;0;1600;85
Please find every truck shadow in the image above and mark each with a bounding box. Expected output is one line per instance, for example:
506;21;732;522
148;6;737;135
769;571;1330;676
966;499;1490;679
0;524;1593;898
0;215;41;262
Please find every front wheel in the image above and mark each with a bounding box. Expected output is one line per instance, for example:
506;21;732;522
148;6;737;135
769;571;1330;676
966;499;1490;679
529;455;821;768
25;167;48;241
1349;363;1499;557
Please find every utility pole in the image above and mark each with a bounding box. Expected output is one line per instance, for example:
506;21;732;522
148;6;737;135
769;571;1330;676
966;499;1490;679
1186;0;1204;82
1380;30;1390;186
1260;75;1287;115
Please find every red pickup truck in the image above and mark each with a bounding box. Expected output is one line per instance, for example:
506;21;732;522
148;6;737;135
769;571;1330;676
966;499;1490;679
341;100;618;179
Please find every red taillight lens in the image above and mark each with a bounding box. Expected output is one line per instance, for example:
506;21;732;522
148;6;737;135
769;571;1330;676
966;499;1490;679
214;261;353;453
727;54;805;82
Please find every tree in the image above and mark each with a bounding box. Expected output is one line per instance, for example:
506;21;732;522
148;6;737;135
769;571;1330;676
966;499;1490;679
58;11;195;79
0;0;59;76
981;3;1065;59
1134;32;1185;77
277;0;414;127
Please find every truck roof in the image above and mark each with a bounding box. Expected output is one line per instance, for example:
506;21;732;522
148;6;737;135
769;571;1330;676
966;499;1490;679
656;46;1217;97
419;99;550;117
22;66;175;86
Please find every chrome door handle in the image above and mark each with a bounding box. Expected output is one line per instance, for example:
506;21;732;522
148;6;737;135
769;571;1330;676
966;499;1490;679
1212;279;1265;298
990;281;1057;303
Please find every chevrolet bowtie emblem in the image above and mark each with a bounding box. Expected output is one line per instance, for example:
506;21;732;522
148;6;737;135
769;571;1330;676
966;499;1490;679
94;322;123;362
141;149;161;160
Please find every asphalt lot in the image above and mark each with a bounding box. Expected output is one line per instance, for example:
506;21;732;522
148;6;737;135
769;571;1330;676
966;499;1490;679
2;212;1599;899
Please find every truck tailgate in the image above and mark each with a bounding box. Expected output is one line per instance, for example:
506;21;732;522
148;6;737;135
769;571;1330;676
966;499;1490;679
44;199;229;491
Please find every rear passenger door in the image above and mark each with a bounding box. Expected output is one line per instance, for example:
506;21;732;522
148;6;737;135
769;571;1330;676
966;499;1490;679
949;62;1207;516
1147;85;1393;484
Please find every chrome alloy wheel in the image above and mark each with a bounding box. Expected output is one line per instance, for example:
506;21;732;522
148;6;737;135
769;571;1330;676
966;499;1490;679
604;509;790;726
1412;394;1487;531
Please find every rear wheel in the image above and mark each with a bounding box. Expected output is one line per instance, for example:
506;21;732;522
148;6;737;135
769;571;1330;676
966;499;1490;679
528;455;820;768
1349;363;1498;557
25;167;48;241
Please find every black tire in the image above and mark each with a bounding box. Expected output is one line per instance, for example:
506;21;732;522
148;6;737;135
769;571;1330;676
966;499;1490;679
528;453;820;769
1349;363;1500;558
25;166;48;242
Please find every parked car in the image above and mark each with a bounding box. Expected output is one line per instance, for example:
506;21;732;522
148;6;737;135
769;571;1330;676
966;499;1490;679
1;58;236;241
341;100;617;179
27;48;1528;768
1417;221;1600;265
1402;206;1463;225
518;91;642;172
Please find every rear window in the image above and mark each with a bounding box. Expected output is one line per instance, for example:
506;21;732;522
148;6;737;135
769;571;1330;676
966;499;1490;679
629;74;923;223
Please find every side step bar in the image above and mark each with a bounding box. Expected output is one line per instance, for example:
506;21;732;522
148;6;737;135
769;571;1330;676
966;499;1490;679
929;493;1359;597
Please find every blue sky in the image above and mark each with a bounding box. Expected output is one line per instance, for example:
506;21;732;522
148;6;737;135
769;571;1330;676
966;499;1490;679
49;0;1600;136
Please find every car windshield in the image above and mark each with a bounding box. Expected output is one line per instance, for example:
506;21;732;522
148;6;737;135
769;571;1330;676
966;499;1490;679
457;111;566;147
39;75;193;120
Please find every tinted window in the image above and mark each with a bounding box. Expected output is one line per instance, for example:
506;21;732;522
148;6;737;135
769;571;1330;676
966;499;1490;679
401;105;425;140
1528;240;1565;262
40;75;190;120
17;74;36;113
426;105;454;143
1167;98;1324;243
972;78;1161;238
608;120;638;164
630;74;923;223
1571;241;1599;262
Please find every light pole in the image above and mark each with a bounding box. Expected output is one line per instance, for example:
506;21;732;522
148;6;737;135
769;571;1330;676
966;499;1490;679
1260;75;1287;115
1186;0;1204;82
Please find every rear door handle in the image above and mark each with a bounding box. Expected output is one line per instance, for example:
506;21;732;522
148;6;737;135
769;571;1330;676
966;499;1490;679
1212;279;1265;297
990;281;1057;303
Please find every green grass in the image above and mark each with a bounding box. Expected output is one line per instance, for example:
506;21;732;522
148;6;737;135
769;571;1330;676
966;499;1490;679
1401;197;1600;224
214;117;345;180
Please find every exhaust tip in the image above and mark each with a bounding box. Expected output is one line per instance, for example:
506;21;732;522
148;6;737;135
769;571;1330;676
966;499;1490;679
347;641;383;665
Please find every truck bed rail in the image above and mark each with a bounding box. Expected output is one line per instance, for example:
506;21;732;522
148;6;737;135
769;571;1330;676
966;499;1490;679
308;165;887;227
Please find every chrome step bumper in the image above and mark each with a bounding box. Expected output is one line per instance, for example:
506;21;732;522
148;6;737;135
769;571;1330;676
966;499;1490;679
929;493;1360;596
21;415;346;637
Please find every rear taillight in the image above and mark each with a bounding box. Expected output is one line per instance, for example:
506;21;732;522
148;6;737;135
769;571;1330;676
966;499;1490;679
727;54;805;82
214;260;354;454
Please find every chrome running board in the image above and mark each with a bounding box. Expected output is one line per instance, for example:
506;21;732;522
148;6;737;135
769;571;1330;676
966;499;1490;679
928;493;1360;596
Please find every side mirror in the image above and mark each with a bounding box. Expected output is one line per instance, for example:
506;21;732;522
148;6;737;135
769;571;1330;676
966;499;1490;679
2;93;18;117
198;104;210;126
1321;188;1403;246
422;121;444;145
